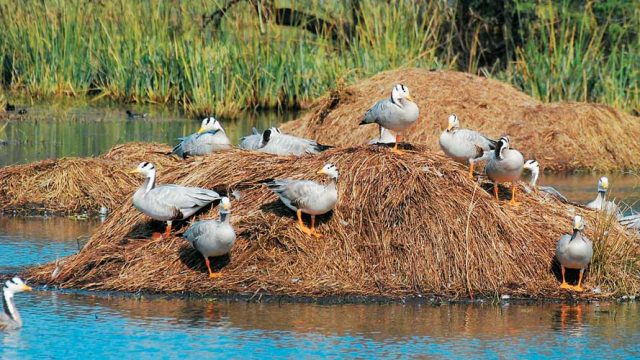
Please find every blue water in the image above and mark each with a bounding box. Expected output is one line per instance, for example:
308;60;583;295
1;217;639;359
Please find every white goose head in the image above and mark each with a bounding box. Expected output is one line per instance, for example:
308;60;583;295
219;196;231;213
495;136;511;160
572;215;585;232
597;176;609;194
197;117;224;134
3;277;32;295
446;114;459;132
131;162;156;178
317;163;339;181
390;84;414;104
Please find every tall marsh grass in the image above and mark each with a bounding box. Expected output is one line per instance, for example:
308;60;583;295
0;0;637;117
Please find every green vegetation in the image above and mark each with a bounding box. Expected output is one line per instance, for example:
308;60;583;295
0;0;637;117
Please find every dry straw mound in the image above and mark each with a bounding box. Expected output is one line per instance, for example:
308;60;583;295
0;143;175;214
25;146;640;298
282;69;640;171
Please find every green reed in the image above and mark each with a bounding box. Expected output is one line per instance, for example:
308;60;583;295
0;0;636;117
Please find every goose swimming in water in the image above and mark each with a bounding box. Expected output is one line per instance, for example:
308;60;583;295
183;197;236;279
522;160;569;203
439;114;497;178
130;162;220;237
1;277;32;330
173;117;231;159
266;164;339;237
360;84;419;154
556;215;593;292
485;136;524;205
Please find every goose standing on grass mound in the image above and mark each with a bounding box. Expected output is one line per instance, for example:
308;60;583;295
130;162;220;237
439;114;497;178
486;136;524;205
368;124;396;145
257;128;332;156
360;84;419;154
239;127;280;150
1;277;32;330
266;164;339;238
586;177;619;216
172;117;231;159
556;215;593;292
522;160;569;203
183;197;236;279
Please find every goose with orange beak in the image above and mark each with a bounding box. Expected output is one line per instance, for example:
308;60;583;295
1;277;32;330
556;215;593;292
360;84;419;154
266;164;339;237
130;162;220;237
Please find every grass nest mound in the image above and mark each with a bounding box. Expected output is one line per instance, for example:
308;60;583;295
25;146;640;299
0;142;175;215
282;68;640;172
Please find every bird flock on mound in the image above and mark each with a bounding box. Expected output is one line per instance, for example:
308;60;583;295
4;84;639;330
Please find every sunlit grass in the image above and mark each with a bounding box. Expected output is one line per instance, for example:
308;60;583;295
0;0;637;117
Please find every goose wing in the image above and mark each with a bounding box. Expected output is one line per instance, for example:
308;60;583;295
267;179;323;210
150;185;219;215
362;99;392;124
183;220;218;249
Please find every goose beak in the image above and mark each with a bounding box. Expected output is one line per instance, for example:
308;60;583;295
406;94;415;102
602;179;609;189
317;169;326;175
128;168;140;174
223;203;231;211
22;285;32;292
197;127;206;134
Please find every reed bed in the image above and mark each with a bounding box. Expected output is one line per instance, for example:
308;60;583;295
282;68;640;172
0;143;175;214
0;0;636;117
24;145;640;298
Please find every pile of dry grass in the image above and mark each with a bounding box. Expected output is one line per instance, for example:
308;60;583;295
0;142;176;214
25;146;640;299
282;69;640;171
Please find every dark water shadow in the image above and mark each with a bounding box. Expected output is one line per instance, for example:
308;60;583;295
178;246;230;274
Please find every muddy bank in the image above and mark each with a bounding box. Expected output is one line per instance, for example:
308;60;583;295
281;69;640;171
24;146;640;299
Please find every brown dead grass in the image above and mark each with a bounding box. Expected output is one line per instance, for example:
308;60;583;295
24;145;640;299
0;142;175;214
281;69;640;171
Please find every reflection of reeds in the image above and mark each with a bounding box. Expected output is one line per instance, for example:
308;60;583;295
0;1;636;117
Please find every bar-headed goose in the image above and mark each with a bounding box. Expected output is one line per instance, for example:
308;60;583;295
239;127;281;150
556;215;593;292
586;177;619;216
360;84;419;154
486;136;524;205
266;164;338;237
522;160;569;203
172;117;231;159
183;197;236;278
1;277;32;330
130;162;220;237
439;114;497;178
257;129;331;156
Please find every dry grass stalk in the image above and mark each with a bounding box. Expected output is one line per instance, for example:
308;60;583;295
282;68;640;172
0;143;175;214
23;145;640;298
